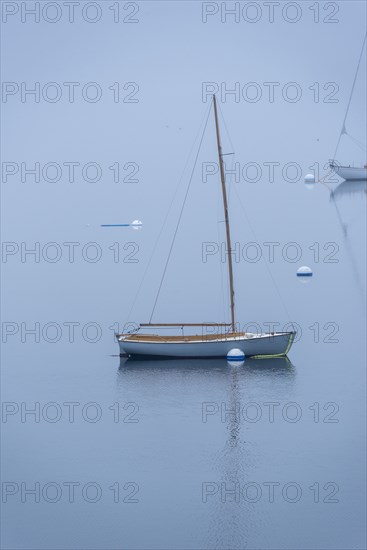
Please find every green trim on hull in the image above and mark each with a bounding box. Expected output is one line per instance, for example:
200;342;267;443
251;332;295;359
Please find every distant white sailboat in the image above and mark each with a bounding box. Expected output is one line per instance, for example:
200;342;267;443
329;34;366;181
329;162;367;181
117;96;295;359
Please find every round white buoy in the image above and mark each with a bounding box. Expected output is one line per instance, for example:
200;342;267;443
297;265;313;283
304;174;315;183
131;219;142;230
227;348;245;364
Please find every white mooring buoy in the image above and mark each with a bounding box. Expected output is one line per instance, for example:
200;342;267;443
297;265;313;283
131;219;142;230
227;348;245;365
304;174;315;183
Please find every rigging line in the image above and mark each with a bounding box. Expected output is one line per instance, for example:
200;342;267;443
232;183;293;321
216;101;236;198
216;181;227;323
149;101;214;323
215;102;236;323
216;101;238;206
215;163;227;322
346;133;366;151
333;32;367;160
124;102;213;327
217;100;293;322
216;101;236;226
217;101;293;324
217;100;236;154
319;169;333;183
226;149;236;203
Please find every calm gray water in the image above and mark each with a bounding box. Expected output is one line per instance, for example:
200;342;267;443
2;1;367;549
2;177;366;550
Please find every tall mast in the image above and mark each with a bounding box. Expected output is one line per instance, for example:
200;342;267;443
213;94;236;332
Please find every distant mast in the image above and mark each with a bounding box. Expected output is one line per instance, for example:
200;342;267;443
213;94;236;332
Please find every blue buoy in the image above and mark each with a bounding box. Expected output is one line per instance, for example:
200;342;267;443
227;348;245;365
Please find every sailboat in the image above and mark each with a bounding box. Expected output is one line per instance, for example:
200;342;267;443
117;96;295;359
329;162;367;181
329;34;366;181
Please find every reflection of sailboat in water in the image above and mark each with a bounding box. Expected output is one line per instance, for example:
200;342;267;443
205;356;295;549
326;180;366;303
118;355;294;373
117;355;295;549
221;357;295;445
331;179;367;199
329;34;367;181
206;364;248;550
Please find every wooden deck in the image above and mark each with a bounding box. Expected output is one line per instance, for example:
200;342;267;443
119;332;249;343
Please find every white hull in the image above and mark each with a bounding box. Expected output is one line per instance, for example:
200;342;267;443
118;332;295;359
330;164;367;181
